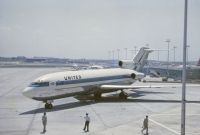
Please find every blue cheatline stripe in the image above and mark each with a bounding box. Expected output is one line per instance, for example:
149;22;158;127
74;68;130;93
56;75;130;86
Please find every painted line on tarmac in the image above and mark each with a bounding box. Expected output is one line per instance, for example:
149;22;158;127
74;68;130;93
89;104;110;129
150;114;200;135
185;132;200;135
149;118;180;135
152;113;200;116
25;102;43;135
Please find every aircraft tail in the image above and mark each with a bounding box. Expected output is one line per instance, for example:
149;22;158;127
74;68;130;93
133;47;153;71
118;47;152;71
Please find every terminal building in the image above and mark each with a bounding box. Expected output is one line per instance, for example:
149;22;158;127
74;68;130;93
143;66;200;81
142;64;200;82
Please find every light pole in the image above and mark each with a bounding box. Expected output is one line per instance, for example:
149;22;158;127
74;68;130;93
186;45;190;65
157;49;160;61
181;0;188;135
124;48;127;60
165;39;170;77
112;50;115;67
134;46;137;54
117;49;120;60
129;50;134;59
173;46;177;63
108;51;111;60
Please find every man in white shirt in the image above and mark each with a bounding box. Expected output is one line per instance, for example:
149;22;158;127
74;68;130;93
42;112;47;133
83;113;90;132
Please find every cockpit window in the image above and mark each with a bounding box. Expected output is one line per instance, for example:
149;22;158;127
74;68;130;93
29;82;49;87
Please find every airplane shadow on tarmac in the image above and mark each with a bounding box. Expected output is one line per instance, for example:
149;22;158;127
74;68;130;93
20;90;200;115
20;101;95;115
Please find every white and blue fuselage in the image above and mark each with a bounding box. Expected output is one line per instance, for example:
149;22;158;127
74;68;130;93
23;68;144;101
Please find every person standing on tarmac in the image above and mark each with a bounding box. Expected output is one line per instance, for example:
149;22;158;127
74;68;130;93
42;112;47;133
83;113;90;132
141;115;148;135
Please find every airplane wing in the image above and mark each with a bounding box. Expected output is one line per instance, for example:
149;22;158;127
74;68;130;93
100;84;200;90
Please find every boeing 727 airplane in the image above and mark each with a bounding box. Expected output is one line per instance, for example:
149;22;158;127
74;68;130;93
23;47;152;109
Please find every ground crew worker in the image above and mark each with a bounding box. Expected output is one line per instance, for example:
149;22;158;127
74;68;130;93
42;112;47;133
141;115;148;135
83;113;90;132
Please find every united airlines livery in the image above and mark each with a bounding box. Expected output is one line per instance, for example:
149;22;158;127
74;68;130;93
23;47;152;109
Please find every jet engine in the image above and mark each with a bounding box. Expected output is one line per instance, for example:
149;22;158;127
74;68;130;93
118;60;134;69
130;73;136;79
130;72;144;80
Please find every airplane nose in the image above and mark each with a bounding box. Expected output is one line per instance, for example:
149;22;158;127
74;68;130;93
22;87;34;98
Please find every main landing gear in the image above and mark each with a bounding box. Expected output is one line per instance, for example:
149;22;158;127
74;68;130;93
119;90;128;100
44;100;53;109
94;92;102;101
94;90;128;100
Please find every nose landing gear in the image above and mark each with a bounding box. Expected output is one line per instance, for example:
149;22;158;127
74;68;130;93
45;103;53;109
44;100;53;109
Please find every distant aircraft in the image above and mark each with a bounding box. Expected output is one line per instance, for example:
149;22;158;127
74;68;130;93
23;47;153;109
71;63;105;70
79;65;104;70
87;65;104;69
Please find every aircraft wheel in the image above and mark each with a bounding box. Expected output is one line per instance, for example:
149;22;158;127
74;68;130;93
119;91;128;100
45;103;53;109
94;92;102;100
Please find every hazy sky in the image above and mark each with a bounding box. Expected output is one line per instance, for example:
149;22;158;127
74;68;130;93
0;0;199;61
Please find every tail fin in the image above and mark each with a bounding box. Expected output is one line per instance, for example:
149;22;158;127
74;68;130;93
118;47;152;71
133;47;153;71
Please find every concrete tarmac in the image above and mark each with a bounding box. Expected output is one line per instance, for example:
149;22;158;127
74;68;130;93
0;68;200;135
